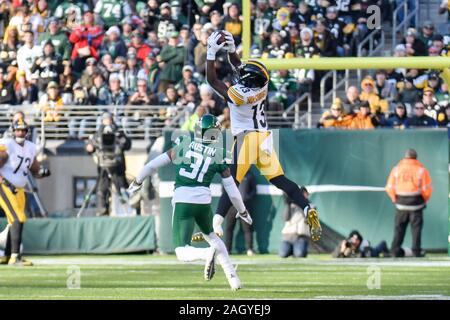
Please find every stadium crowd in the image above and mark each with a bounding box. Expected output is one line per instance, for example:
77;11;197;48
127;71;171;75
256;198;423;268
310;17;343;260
0;0;447;137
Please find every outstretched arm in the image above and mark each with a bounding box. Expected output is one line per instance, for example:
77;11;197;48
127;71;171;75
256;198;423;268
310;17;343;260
206;31;229;100
127;150;173;195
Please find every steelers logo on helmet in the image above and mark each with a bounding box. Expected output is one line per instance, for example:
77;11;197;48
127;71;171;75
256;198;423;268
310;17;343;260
194;114;222;144
238;60;270;89
12;119;29;132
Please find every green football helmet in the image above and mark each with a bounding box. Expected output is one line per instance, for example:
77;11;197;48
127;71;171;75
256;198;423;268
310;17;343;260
194;114;221;144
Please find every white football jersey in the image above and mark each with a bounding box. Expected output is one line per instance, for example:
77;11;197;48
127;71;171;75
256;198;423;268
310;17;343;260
0;138;37;188
227;83;269;136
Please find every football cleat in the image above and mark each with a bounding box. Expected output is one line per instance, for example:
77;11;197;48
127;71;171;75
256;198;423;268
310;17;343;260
0;256;10;264
204;247;216;281
227;273;242;291
235;210;253;225
191;232;222;243
306;207;322;242
8;256;33;266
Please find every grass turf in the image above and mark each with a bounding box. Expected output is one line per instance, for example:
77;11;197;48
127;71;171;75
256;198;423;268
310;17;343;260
0;254;449;300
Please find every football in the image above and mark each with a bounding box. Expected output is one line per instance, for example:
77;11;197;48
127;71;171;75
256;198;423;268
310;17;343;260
217;31;226;44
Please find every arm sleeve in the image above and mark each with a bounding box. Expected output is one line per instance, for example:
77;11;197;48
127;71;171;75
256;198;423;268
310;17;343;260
136;152;171;183
221;176;246;213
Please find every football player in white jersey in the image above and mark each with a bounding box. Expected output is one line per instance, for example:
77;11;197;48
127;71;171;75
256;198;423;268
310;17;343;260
0;120;50;266
204;31;322;242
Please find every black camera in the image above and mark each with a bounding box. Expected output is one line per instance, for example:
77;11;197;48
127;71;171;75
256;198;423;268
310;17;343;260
97;126;121;169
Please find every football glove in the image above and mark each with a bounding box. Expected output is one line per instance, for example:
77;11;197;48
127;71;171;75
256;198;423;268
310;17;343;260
127;179;143;196
236;210;252;225
207;31;226;60
223;31;236;53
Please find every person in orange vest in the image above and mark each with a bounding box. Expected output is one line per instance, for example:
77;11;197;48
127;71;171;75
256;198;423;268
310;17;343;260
385;149;432;257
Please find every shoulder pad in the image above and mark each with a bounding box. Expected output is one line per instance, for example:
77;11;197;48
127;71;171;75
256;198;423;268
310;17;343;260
227;85;247;106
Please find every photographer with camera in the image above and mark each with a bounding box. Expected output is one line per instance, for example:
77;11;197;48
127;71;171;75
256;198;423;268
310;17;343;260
85;112;131;216
332;230;390;258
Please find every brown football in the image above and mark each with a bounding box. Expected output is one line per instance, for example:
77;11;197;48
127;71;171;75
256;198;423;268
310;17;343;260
217;31;226;44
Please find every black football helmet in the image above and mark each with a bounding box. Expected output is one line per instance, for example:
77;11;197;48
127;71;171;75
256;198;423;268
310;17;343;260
237;60;270;89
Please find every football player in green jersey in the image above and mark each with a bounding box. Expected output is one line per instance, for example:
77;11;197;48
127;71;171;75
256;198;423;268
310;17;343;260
128;115;249;291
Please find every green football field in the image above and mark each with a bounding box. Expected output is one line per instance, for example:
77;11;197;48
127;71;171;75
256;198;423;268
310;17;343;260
0;254;449;300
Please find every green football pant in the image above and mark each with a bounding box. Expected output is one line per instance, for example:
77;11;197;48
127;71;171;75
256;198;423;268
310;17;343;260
172;202;214;248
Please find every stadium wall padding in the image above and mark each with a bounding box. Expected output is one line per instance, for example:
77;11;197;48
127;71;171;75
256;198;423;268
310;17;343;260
0;216;156;254
158;129;449;254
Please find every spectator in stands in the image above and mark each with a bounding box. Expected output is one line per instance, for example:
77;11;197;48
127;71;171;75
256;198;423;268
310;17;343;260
80;57;98;91
397;77;421;111
418;21;435;48
105;72;128;110
193;25;212;76
59;60;75;95
31;41;63;92
319;98;353;129
94;0;132;29
359;76;389;115
325;6;349;57
279;187;310;258
314;18;337;57
385;103;409;129
69;10;104;72
438;0;449;21
123;52;140;95
100;26;127;61
332;230;389;258
16;30;41;81
68;82;92;139
154;2;181;40
375;70;397;103
225;170;256;256
39;81;64;122
436;82;449;106
0;27;20;68
222;2;242;46
341;86;361;115
129;32;152;65
88;72;109;106
269;69;298;109
350;101;374;130
54;0;88;30
181;105;206;132
129;78;152;105
426;72;441;93
386;149;432;257
408;101;437;127
160;85;179;107
431;34;445;54
14;69;38;105
422;87;445;124
199;83;223;117
402;28;427;56
175;65;195;97
0;67;15;105
38;17;71;61
263;31;290;59
187;23;203;66
157;31;186;93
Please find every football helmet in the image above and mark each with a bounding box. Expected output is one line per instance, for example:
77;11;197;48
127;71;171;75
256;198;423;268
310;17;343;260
237;60;270;89
12;119;29;132
194;114;221;144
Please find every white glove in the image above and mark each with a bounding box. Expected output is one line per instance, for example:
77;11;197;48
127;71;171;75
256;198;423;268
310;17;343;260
236;210;253;225
207;31;226;60
127;179;143;196
212;214;224;237
222;31;236;53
